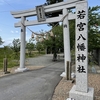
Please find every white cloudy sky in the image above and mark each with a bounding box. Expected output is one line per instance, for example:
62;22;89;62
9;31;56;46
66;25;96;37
0;0;100;47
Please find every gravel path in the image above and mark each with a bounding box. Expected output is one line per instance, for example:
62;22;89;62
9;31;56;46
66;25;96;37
52;73;100;100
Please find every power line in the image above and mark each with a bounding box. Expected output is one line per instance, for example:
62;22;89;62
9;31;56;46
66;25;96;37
1;0;68;37
2;0;16;10
0;0;17;28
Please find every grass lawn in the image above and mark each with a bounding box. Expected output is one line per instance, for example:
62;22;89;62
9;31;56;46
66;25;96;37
0;48;45;70
0;48;19;70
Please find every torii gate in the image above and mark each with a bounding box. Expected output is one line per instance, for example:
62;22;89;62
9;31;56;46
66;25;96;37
11;0;94;100
11;0;76;75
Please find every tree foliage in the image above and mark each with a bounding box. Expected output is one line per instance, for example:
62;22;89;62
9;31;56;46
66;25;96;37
52;25;63;51
44;0;64;60
43;25;63;53
0;36;4;45
11;39;20;59
39;1;100;61
46;0;63;5
45;0;63;26
88;6;100;51
26;38;35;56
36;42;45;53
69;20;75;50
12;39;20;52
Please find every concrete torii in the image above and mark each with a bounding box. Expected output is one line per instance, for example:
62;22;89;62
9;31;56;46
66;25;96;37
11;0;78;76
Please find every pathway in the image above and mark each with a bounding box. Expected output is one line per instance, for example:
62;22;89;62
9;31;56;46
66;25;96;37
0;54;64;100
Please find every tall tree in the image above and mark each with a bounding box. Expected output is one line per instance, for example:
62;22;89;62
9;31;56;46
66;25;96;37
43;25;63;56
11;39;20;59
0;36;4;45
26;38;35;56
45;0;63;26
69;20;75;50
88;6;100;51
45;0;64;61
36;42;45;53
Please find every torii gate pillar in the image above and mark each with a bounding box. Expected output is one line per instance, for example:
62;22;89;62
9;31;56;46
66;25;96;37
61;8;71;79
15;16;28;72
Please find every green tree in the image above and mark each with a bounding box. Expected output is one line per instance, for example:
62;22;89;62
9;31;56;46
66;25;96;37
26;38;35;57
36;42;45;53
52;25;63;51
88;6;100;51
69;20;75;50
46;0;63;5
45;0;64;61
45;0;63;26
11;39;20;59
43;25;63;58
0;36;4;45
3;45;12;58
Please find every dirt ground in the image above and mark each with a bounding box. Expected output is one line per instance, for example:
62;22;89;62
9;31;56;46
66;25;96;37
0;65;45;77
52;73;100;100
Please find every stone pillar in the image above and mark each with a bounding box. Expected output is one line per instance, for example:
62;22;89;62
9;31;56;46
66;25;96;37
75;2;88;93
15;16;28;72
60;8;71;79
69;1;94;100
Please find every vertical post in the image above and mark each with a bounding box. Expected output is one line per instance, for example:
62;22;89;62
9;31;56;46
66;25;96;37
66;61;71;80
15;16;28;72
62;8;71;79
75;1;88;92
3;58;10;74
20;16;26;69
69;1;94;100
3;58;7;73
